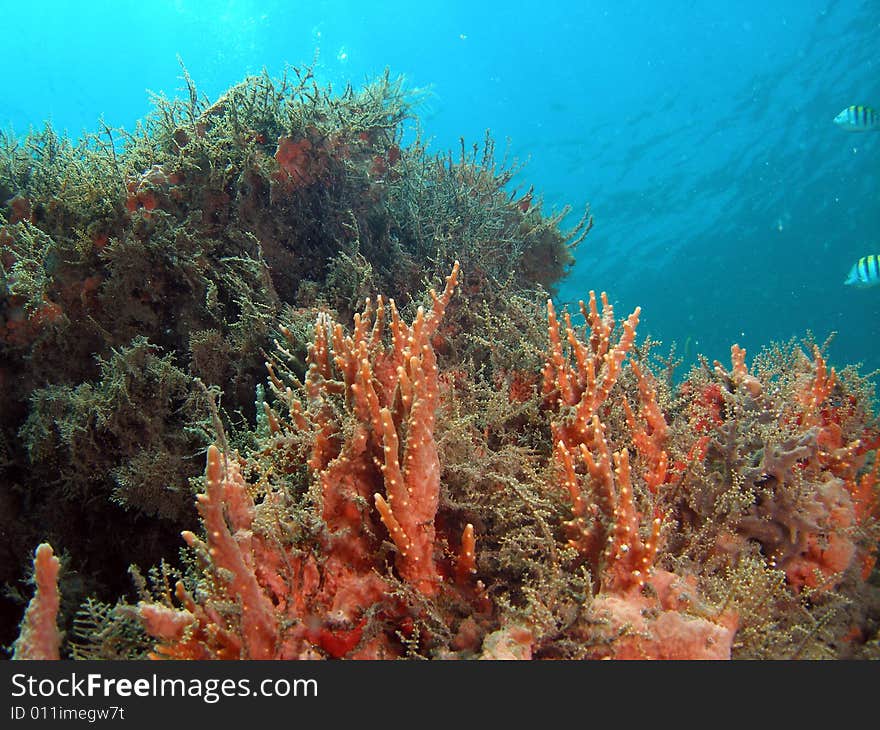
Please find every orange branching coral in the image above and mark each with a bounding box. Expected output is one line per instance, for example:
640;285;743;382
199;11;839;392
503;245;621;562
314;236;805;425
851;459;880;578
786;346;880;589
182;446;278;658
543;295;738;659
797;345;837;429
554;419;737;659
542;292;648;580
542;293;640;449
622;360;669;493
136;263;466;659
714;343;763;397
455;523;477;581
542;292;660;589
797;347;871;482
139;444;391;659
852;458;880;527
292;260;461;596
555;417;661;593
12;543;62;660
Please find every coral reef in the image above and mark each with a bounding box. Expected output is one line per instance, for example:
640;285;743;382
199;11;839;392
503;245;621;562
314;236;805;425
4;66;879;660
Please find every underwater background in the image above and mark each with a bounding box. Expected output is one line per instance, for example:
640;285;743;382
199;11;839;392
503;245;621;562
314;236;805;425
3;0;878;375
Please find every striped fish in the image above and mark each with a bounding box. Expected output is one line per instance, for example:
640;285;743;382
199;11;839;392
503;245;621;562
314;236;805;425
834;105;880;131
844;255;880;287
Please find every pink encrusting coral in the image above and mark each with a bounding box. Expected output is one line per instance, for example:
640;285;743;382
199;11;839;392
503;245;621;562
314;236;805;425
587;571;738;660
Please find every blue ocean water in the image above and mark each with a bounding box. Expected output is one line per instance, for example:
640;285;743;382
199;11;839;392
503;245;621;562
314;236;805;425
2;0;878;375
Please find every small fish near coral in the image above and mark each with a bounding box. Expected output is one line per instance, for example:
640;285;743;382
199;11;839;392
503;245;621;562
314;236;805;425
833;105;880;131
844;255;880;288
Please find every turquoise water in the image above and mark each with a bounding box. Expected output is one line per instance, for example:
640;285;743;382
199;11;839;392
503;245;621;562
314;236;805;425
3;0;878;374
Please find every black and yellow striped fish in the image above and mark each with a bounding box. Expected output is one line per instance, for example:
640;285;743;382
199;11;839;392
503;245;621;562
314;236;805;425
834;105;880;131
844;255;880;287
